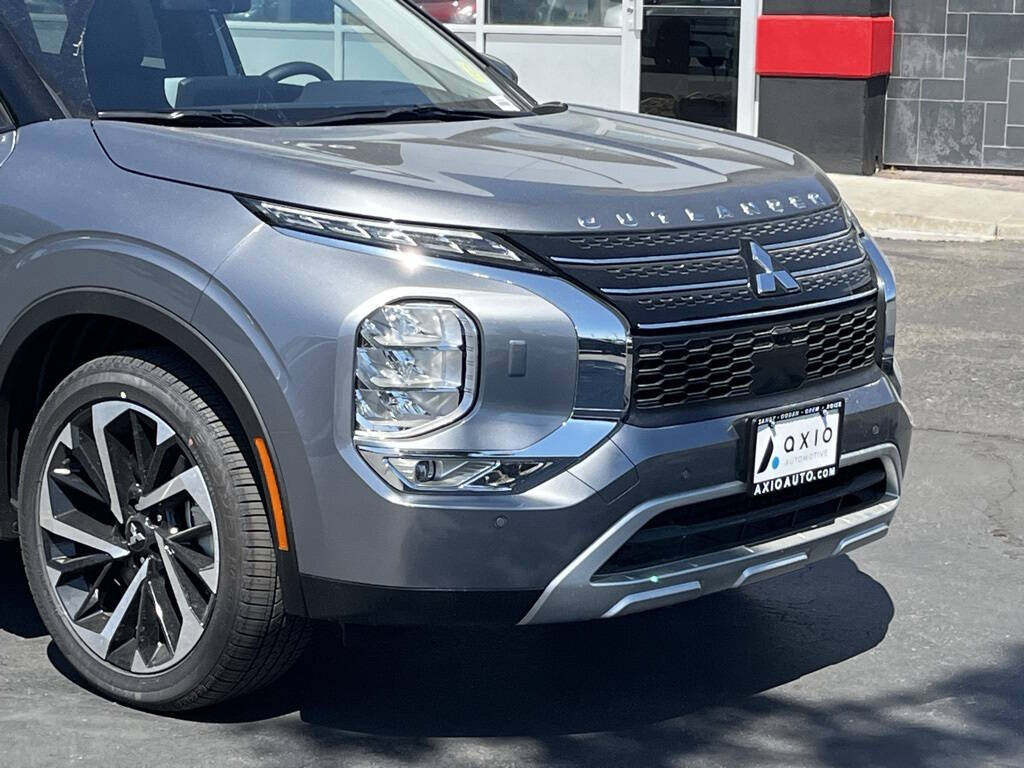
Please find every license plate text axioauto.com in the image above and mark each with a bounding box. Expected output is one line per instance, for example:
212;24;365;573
753;465;837;496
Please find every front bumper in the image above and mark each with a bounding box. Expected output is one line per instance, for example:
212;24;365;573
299;372;911;625
520;443;899;624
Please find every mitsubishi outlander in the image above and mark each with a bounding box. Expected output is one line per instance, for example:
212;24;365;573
0;0;911;711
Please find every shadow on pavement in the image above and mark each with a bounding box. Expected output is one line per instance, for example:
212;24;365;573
0;540;46;639
208;555;1024;767
10;543;1024;766
202;555;895;737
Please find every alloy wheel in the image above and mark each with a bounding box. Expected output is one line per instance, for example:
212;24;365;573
36;400;220;674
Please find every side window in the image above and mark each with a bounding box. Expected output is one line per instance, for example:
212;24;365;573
26;1;69;55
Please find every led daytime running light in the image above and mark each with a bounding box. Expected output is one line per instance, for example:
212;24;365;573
244;198;546;272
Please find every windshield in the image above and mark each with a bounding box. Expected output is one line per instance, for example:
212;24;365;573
2;0;531;124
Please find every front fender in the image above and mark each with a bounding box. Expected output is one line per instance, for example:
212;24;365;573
0;287;310;614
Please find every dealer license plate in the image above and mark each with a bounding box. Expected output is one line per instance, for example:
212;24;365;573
750;401;843;496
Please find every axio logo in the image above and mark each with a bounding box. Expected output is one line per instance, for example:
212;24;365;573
741;239;800;297
756;436;779;474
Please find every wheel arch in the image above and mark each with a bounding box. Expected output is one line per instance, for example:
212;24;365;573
0;289;307;614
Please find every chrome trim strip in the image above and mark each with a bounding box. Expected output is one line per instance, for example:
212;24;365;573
862;235;897;362
357;417;618;460
732;552;807;587
551;247;741;266
634;288;878;330
602;580;701;618
764;226;854;253
833;522;890;556
519;443;901;625
601;278;748;296
791;254;867;278
549;226;854;267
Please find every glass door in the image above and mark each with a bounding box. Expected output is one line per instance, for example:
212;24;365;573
641;0;740;128
621;0;756;133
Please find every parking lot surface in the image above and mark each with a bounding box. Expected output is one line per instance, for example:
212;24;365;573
1;239;1022;768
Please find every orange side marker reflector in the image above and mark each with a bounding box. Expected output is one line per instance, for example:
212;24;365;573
254;437;289;551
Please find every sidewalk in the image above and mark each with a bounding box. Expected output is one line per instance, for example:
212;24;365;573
829;170;1024;242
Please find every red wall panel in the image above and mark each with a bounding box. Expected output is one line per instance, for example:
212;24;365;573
756;15;894;78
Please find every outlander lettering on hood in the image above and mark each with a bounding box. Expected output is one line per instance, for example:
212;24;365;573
578;191;831;230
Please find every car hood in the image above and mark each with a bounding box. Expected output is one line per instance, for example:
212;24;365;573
92;106;839;234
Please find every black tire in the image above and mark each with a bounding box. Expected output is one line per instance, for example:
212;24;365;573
18;350;309;711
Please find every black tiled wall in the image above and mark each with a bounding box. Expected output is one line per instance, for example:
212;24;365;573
885;0;1024;169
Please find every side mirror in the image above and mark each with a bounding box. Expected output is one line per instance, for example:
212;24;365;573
483;54;519;84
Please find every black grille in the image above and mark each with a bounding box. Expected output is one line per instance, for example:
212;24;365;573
507;205;878;330
595;460;889;577
633;302;878;410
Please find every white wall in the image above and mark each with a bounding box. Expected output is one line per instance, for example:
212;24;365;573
483;34;622;109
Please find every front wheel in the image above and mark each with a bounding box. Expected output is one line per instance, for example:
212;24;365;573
18;351;308;711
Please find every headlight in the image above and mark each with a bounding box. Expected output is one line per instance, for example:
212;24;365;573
355;302;478;438
242;198;548;272
353;301;557;492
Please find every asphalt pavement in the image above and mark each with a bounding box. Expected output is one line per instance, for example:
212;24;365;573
1;239;1022;768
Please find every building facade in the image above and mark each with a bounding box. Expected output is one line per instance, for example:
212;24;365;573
885;0;1024;171
412;0;1024;174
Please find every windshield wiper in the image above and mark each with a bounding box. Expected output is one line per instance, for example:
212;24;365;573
95;110;276;127
298;104;528;127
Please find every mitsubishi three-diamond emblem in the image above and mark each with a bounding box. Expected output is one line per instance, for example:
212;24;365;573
740;239;801;297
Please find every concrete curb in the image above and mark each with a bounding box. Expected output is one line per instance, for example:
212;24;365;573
995;220;1024;240
829;173;1024;242
852;211;998;241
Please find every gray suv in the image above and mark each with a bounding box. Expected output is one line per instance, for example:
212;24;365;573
0;0;910;712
